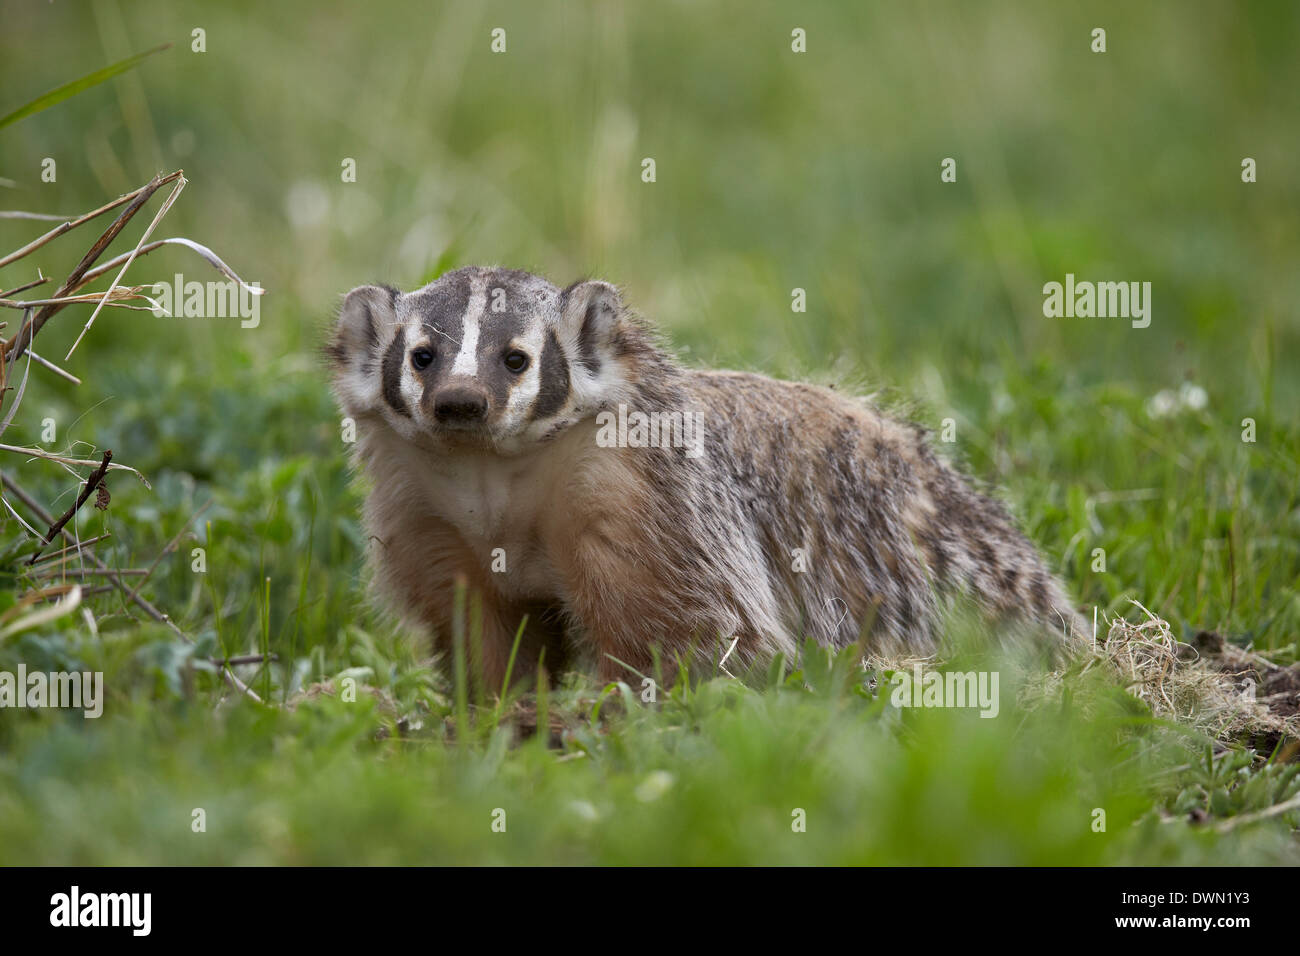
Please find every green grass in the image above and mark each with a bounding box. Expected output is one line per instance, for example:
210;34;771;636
2;640;1298;866
0;0;1297;864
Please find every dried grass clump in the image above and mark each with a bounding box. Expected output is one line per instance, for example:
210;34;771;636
1025;602;1299;747
858;601;1298;750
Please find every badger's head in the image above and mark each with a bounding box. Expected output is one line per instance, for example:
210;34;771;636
329;266;641;454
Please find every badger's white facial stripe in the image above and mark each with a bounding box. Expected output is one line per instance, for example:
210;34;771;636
502;324;547;429
399;334;424;413
452;277;489;376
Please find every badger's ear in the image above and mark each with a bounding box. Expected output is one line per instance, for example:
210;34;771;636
329;284;400;415
330;285;398;369
558;280;623;376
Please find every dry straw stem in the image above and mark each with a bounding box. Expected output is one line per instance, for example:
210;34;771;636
0;211;79;222
1;170;182;367
24;350;80;385
0;274;49;297
70;236;263;301
0;328;34;437
63;173;187;360
0;583;82;640
1;172;261;374
0;177;173;269
0;582;78;626
31;567;148;578
27;531;111;566
0;287;162;311
0;443;149;486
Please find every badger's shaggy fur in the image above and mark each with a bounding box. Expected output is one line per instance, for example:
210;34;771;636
329;266;1083;690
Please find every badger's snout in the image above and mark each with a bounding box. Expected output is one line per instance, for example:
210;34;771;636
431;385;489;424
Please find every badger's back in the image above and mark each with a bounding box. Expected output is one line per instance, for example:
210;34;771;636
678;369;1083;651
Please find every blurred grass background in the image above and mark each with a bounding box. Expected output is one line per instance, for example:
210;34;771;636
0;0;1297;864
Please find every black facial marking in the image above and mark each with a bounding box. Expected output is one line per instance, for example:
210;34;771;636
381;325;410;417
531;329;570;420
362;303;379;353
577;301;605;375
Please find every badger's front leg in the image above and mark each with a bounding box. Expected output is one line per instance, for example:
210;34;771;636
547;520;738;685
555;546;674;683
367;508;526;695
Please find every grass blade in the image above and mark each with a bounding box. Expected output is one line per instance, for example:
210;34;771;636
0;43;171;130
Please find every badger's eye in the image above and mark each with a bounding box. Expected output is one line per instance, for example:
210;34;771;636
411;348;434;370
503;350;529;374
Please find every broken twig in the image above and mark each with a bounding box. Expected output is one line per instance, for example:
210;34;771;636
28;450;112;564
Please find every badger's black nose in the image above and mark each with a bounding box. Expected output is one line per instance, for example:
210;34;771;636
433;387;488;423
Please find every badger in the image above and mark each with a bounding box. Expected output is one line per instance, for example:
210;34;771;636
328;266;1084;691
